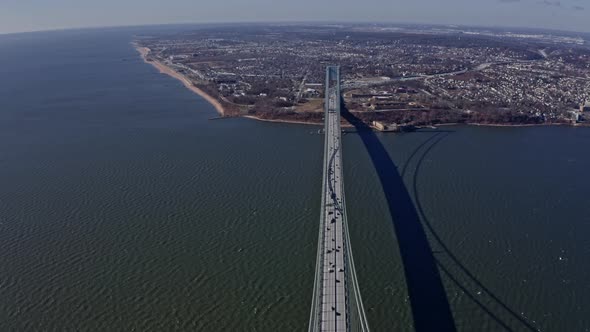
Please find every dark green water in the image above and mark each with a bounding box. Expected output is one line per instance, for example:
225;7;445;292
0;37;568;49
0;28;589;331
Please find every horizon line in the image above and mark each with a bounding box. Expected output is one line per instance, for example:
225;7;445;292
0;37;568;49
1;20;589;37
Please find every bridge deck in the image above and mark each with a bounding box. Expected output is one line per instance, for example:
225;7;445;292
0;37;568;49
310;66;369;332
318;66;349;332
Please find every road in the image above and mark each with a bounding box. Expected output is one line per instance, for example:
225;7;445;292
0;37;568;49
318;67;349;331
309;66;370;332
296;72;310;103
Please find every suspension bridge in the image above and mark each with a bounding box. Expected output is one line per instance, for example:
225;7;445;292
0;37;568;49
308;66;370;332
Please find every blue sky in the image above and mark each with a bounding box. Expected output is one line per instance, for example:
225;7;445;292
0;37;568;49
0;0;588;34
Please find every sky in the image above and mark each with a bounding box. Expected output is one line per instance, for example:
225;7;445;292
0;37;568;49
0;0;588;34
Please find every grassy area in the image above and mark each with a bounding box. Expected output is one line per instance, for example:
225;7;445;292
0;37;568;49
294;98;324;113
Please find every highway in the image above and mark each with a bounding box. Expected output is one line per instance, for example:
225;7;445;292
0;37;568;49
309;66;371;332
320;81;348;331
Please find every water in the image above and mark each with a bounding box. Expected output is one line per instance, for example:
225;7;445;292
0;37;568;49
1;28;589;331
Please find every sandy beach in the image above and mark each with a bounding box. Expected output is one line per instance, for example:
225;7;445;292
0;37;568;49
135;46;226;116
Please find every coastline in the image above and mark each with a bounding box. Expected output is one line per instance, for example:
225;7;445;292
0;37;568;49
134;46;226;116
438;122;582;128
133;45;587;130
242;115;323;126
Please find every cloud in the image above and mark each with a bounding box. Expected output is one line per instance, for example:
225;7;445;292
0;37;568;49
536;0;562;6
535;0;585;11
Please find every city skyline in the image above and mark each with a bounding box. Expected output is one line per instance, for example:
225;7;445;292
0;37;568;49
1;0;589;35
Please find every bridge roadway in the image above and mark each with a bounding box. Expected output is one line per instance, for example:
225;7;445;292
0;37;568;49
320;85;347;331
310;66;368;332
308;66;348;332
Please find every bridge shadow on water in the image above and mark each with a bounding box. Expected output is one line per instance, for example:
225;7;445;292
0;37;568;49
341;107;457;332
407;131;541;332
342;106;540;332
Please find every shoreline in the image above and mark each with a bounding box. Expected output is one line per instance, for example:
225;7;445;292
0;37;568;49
133;45;587;130
134;45;226;116
242;115;358;128
438;122;585;128
242;115;323;126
